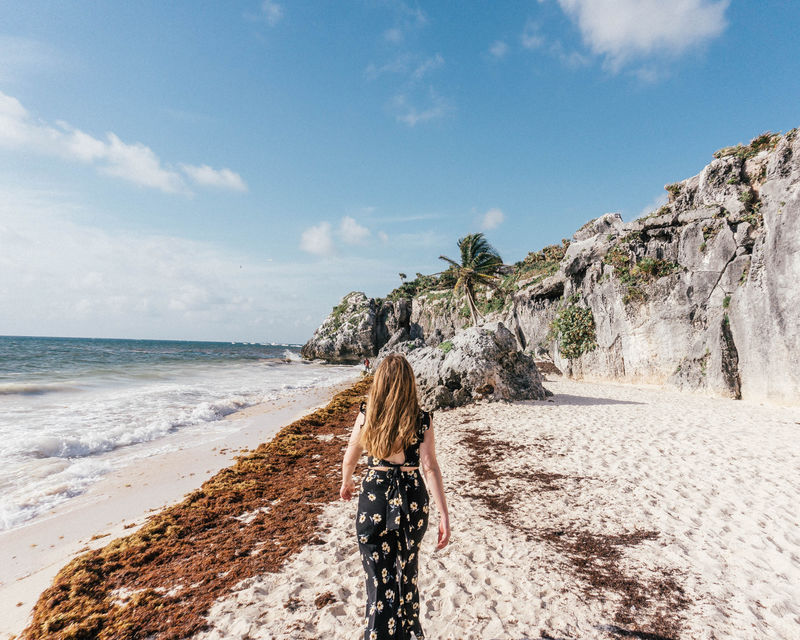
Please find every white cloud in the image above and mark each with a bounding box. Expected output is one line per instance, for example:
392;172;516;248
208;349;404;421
101;133;186;193
392;90;450;127
489;41;509;59
366;53;444;82
300;221;335;256
635;193;669;219
556;0;729;69
179;164;248;192
378;231;389;243
261;0;283;26
0;187;396;342
339;216;371;244
521;20;546;50
481;208;505;230
0;91;245;195
411;54;444;80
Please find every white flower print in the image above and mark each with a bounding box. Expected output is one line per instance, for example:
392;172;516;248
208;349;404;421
359;513;366;523
367;492;376;501
381;568;389;583
369;631;377;640
372;551;379;562
406;592;413;601
376;601;384;612
410;501;418;511
422;504;429;513
385;589;395;602
382;541;390;554
372;513;382;524
359;534;368;544
394;515;401;526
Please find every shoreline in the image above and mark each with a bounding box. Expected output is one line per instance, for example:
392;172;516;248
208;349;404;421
0;377;358;640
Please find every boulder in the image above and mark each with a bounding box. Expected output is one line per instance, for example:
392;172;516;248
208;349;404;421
375;322;548;410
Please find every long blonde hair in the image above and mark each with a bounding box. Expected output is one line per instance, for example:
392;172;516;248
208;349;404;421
360;354;421;459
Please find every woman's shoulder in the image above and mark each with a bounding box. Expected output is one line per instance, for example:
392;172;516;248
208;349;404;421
419;408;432;431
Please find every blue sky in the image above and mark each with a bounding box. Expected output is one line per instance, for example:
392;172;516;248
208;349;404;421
0;1;798;343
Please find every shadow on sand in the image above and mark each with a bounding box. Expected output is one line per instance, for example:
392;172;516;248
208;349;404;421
523;393;646;407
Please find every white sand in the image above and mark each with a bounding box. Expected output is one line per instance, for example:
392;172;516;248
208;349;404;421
0;382;355;640
196;377;800;640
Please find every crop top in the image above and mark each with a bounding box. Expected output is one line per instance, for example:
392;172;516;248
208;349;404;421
359;401;431;467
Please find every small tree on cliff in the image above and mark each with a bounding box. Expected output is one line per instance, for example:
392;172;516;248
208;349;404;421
439;233;503;326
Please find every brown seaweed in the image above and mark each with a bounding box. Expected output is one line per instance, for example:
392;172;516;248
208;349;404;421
23;378;372;640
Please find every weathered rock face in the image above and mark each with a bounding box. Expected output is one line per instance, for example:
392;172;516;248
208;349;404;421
509;132;800;404
303;131;800;405
300;293;412;363
374;322;548;410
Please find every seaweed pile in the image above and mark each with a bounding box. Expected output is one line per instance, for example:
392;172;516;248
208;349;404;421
457;420;689;640
22;378;371;640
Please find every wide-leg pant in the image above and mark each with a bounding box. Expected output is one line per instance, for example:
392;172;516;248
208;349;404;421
356;468;429;640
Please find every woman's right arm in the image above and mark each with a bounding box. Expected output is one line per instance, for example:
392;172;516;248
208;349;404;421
419;417;450;550
340;412;365;500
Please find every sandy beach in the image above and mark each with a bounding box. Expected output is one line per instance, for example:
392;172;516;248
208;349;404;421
0;381;356;640
194;376;800;640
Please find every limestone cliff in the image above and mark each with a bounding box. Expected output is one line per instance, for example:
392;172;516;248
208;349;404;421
302;131;800;404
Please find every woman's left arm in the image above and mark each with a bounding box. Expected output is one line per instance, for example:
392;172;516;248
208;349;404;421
340;412;365;500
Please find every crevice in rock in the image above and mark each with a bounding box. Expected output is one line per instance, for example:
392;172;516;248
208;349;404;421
720;316;742;399
703;248;739;307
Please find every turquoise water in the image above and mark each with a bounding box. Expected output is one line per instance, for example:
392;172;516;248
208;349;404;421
0;336;356;530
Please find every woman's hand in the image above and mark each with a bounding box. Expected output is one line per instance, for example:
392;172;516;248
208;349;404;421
340;478;356;501
436;517;450;550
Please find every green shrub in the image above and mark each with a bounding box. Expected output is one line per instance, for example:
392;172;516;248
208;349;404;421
722;295;731;308
439;340;454;354
739;189;756;206
548;298;598;360
714;132;781;160
603;245;680;303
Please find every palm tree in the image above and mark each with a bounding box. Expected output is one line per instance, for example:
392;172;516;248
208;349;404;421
439;233;503;326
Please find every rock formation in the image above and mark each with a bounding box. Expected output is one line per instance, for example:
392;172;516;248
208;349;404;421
373;322;549;410
299;292;415;363
302;130;800;405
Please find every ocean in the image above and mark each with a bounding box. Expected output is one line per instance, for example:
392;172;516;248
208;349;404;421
0;335;357;531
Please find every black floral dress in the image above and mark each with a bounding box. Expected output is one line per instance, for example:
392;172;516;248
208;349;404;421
356;404;431;640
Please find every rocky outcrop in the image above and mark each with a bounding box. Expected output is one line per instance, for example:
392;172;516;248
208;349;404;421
303;131;800;405
508;132;800;404
300;292;413;363
373;323;548;410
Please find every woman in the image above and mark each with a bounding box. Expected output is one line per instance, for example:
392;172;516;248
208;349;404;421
340;353;450;640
